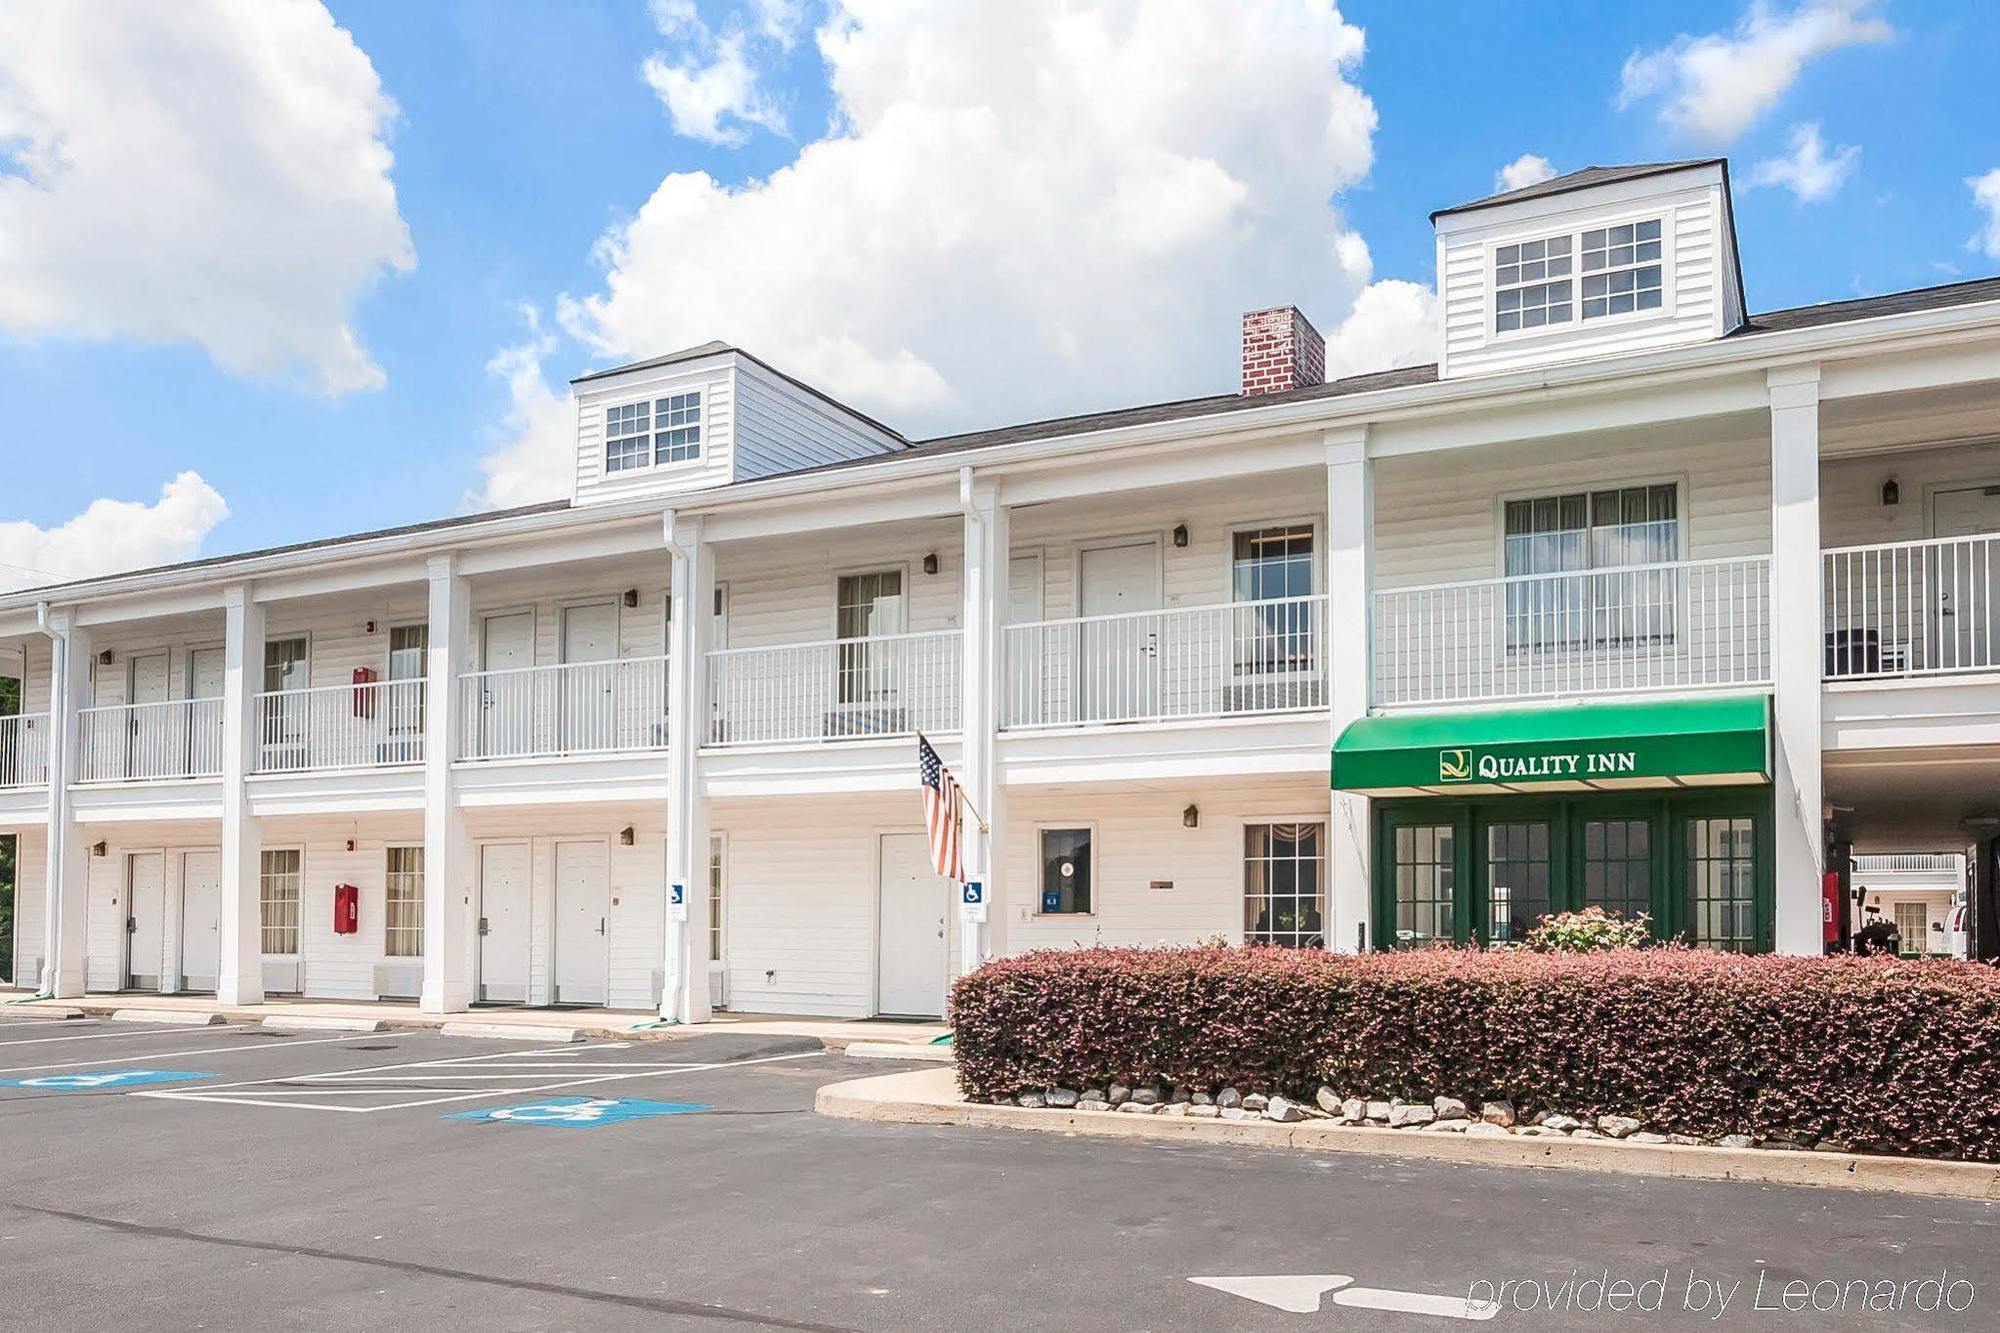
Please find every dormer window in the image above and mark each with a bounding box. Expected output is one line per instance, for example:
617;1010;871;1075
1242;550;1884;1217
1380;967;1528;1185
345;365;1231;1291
1493;234;1573;333
605;391;703;473
1580;220;1662;318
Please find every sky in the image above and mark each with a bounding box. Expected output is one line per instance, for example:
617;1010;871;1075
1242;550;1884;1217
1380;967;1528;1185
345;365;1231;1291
1;0;1997;591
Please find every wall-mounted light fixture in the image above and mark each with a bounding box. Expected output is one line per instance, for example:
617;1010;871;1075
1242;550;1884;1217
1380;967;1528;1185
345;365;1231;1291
1172;523;1190;548
623;588;640;608
619;825;636;846
1182;803;1200;829
91;841;108;858
1881;478;1901;507
921;552;939;576
97;649;114;666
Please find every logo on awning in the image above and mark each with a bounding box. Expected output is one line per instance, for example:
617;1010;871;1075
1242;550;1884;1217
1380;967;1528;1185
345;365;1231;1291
1439;749;1472;782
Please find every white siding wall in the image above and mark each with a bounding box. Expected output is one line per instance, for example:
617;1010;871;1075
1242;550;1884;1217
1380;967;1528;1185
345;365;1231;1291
1004;778;1331;953
732;359;902;481
469;568;670;668
1438;174;1733;381
716;519;964;650
9;829;43;987
1822;441;2000;548
1372;424;1772;590
573;359;736;507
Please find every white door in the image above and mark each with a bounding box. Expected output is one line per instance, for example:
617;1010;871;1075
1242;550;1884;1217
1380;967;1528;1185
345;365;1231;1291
552;840;610;1005
876;832;948;1018
126;650;171;778
1077;541;1163;723
560;602;618;751
178;850;222;992
1932;485;2000;670
125;852;165;990
478;611;537;756
1004;551;1045;726
476;842;531;1003
187;647;224;774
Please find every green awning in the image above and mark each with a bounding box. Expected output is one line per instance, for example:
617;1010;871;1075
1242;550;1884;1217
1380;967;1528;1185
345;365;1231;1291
1332;694;1770;796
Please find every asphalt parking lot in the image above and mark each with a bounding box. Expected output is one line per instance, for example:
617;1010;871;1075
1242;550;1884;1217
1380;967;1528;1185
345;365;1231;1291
1;1011;1996;1331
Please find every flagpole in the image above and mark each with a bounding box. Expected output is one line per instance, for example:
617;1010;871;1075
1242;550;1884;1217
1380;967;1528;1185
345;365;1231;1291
918;731;989;834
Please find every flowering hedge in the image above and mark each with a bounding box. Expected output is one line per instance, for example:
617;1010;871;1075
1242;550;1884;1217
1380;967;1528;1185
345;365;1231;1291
949;946;2000;1160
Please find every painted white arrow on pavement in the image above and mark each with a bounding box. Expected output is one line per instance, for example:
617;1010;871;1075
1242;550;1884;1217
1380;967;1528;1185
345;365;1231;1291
1189;1275;1500;1321
1187;1276;1354;1313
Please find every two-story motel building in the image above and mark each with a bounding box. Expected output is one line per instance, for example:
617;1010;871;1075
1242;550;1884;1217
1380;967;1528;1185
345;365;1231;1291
4;159;1999;1020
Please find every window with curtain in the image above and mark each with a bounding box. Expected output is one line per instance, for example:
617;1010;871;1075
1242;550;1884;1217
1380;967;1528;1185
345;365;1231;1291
259;848;301;955
1503;484;1679;652
387;625;427;737
708;835;725;964
1244;822;1325;947
835;570;904;706
384;846;424;957
1232;526;1316;676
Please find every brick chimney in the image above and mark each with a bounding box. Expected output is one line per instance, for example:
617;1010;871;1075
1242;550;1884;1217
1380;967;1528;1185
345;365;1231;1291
1240;305;1326;396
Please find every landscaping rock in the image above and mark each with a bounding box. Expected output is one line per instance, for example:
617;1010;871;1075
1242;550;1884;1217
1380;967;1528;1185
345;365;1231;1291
1540;1114;1582;1133
1017;1091;1047;1110
1265;1096;1304;1124
1131;1085;1161;1106
1219;1106;1249;1121
1046;1087;1080;1109
1813;1139;1852;1154
1426;1119;1469;1132
1159;1102;1189;1118
1242;1093;1270;1113
1315;1086;1343;1115
991;1095;1015;1106
1365;1100;1392;1123
1118;1101;1155;1115
1759;1138;1811;1152
1465;1122;1511;1138
1628;1132;1669;1145
1665;1134;1702;1146
1718;1134;1755;1149
1433;1096;1468;1121
1570;1128;1605;1140
1170;1086;1193;1104
1340;1097;1366;1124
1480;1100;1517;1127
1191;1091;1214;1106
1107;1083;1131;1107
1517;1125;1561;1137
1077;1089;1106;1106
1596;1115;1642;1140
1188;1104;1220;1119
1388;1104;1436;1129
1217;1088;1243;1110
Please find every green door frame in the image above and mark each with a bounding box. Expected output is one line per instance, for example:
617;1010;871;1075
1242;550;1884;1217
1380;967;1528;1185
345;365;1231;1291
1373;788;1775;951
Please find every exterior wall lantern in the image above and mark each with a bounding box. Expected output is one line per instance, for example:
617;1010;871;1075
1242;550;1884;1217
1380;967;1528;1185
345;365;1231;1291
1182;803;1200;828
1882;478;1900;507
1172;523;1190;548
623;588;640;608
922;552;939;575
619;825;636;846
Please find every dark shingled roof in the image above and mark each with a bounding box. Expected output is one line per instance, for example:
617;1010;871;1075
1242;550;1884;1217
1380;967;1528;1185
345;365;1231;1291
1733;275;2000;336
1431;160;1723;221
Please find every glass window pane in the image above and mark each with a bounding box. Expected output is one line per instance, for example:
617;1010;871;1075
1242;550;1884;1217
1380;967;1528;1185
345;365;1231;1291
1041;828;1092;914
1389;822;1455;946
1487;821;1551;943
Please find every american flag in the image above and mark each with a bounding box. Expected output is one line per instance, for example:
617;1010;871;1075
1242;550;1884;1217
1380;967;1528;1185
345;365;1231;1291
917;733;964;882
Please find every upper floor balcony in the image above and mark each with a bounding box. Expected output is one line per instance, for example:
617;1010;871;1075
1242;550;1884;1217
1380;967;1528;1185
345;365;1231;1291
456;655;670;761
705;630;959;746
1;712;50;789
1822;532;1999;681
254;679;426;773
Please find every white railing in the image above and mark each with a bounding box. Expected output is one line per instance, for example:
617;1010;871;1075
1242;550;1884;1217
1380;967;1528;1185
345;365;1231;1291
76;698;225;782
1372;556;1771;707
255;680;427;773
1851;853;1962;874
1823;534;1999;680
707;631;960;746
0;713;50;788
457;656;670;761
1002;595;1328;729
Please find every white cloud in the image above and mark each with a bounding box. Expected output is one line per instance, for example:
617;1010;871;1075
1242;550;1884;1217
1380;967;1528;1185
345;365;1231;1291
467;307;576;511
644;34;789;145
1970;168;2000;261
0;474;229;593
564;0;1414;440
1495;154;1557;194
0;0;412;395
1321;278;1437;382
1746;122;1858;202
1617;0;1891;143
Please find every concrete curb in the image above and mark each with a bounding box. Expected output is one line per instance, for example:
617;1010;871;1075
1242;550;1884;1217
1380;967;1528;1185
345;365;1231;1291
846;1041;956;1062
0;1006;85;1020
439;1021;584;1043
261;1016;387;1034
111;1009;227;1026
816;1068;2000;1202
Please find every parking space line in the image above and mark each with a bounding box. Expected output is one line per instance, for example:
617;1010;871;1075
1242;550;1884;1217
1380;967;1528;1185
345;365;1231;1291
140;1048;823;1113
0;1023;241;1048
0;1033;366;1076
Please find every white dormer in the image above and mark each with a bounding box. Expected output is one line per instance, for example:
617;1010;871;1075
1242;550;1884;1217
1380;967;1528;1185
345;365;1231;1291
569;342;905;506
1432;160;1744;381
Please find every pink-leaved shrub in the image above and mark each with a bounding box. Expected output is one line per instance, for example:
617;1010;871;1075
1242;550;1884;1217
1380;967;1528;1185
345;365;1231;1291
948;945;2000;1160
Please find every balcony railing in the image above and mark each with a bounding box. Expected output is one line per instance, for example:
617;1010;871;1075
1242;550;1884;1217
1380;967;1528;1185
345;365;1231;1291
707;631;960;746
457;656;669;761
0;714;50;788
1823;534;1999;680
255;680;427;772
1850;853;1961;874
77;698;225;782
1372;556;1772;707
1001;595;1328;729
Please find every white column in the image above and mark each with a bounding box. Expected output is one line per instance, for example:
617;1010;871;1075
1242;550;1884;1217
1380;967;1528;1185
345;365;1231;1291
420;555;472;1012
662;512;714;1023
41;612;89;997
959;470;1008;972
1769;365;1825;954
1326;426;1373;953
217;585;265;1005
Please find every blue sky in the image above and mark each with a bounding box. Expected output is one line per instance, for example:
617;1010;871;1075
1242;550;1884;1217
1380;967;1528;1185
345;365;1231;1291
1;0;1996;587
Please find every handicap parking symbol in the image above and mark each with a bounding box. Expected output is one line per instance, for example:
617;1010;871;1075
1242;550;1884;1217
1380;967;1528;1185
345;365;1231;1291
444;1096;710;1128
0;1069;213;1091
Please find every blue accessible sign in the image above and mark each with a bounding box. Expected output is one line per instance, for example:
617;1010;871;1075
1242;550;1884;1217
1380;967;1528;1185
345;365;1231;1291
444;1096;710;1128
0;1069;213;1091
